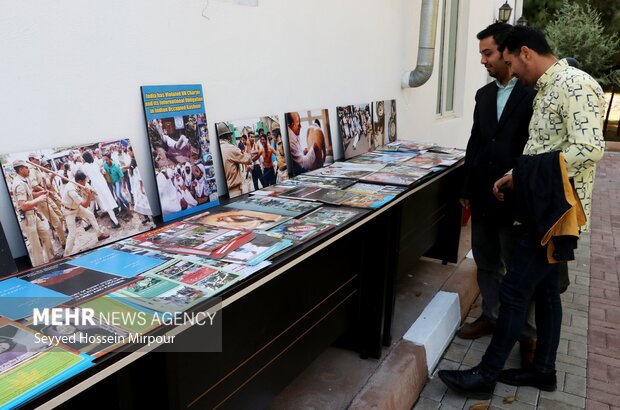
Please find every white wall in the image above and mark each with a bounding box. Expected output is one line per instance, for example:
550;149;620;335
0;0;495;258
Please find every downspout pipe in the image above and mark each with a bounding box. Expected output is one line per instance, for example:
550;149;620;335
401;0;440;88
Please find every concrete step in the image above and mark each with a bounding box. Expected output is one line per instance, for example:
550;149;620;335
346;255;479;410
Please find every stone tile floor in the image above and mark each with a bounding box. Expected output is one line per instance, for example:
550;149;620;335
415;152;620;410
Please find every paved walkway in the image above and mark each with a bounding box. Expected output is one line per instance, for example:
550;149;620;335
586;151;620;410
415;151;620;410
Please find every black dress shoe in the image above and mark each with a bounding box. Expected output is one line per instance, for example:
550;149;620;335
498;368;556;391
438;367;495;400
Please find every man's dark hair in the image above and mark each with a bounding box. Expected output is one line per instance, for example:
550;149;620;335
74;170;87;182
498;25;553;56
82;151;94;164
476;22;512;46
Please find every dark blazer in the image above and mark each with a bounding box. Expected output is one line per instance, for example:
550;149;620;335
462;80;536;223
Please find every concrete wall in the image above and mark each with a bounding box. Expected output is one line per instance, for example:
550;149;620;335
0;0;496;258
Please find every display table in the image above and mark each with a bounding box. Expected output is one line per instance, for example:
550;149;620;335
25;162;463;410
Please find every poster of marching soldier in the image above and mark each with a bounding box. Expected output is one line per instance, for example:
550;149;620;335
0;138;155;267
141;84;219;221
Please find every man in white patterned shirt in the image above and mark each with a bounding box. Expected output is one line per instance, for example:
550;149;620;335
439;26;605;399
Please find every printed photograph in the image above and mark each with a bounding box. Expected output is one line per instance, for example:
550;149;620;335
18;261;137;306
337;103;372;160
142;259;240;293
284;109;333;176
141;84;219;221
115;276;207;312
132;222;253;258
300;206;366;226
268;219;333;242
0;320;50;373
372;99;397;145
0;138;155;267
189;209;290;231
224;196;322;217
214;115;285;198
220;232;292;266
282;175;356;190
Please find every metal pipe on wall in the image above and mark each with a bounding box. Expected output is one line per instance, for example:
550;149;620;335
401;0;440;88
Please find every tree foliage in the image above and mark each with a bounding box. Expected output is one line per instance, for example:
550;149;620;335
545;1;619;79
524;0;620;67
523;0;564;30
524;0;620;36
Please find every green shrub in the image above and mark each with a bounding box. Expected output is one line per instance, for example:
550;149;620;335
545;1;619;80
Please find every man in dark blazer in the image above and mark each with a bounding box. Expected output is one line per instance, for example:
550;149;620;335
458;23;537;366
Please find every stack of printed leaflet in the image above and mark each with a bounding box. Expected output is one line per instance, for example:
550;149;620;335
250;184;302;197
276;186;356;206
178;201;301;266
106;240;268;313
266;204;370;242
303;161;385;180
299;206;367;226
329;183;401;209
264;206;367;252
360;164;432;186
375;140;435;153
222;196;323;217
108;224;279;312
403;151;461;169
108;239;269;277
346;151;417;165
346;183;407;197
189;208;291;231
250;175;354;197
8;248;163;315
250;176;357;204
0;246;167;408
0;319;93;409
280;175;357;190
131;222;255;259
427;145;466;158
268;219;334;242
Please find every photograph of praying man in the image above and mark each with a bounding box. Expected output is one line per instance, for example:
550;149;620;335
0;138;154;267
215;115;284;198
284;109;334;176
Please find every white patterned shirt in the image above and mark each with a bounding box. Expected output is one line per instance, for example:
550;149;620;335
525;59;605;231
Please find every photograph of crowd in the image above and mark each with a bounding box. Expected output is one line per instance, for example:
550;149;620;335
0;139;155;267
146;113;219;221
337;103;373;160
284;109;334;176
215;116;286;198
